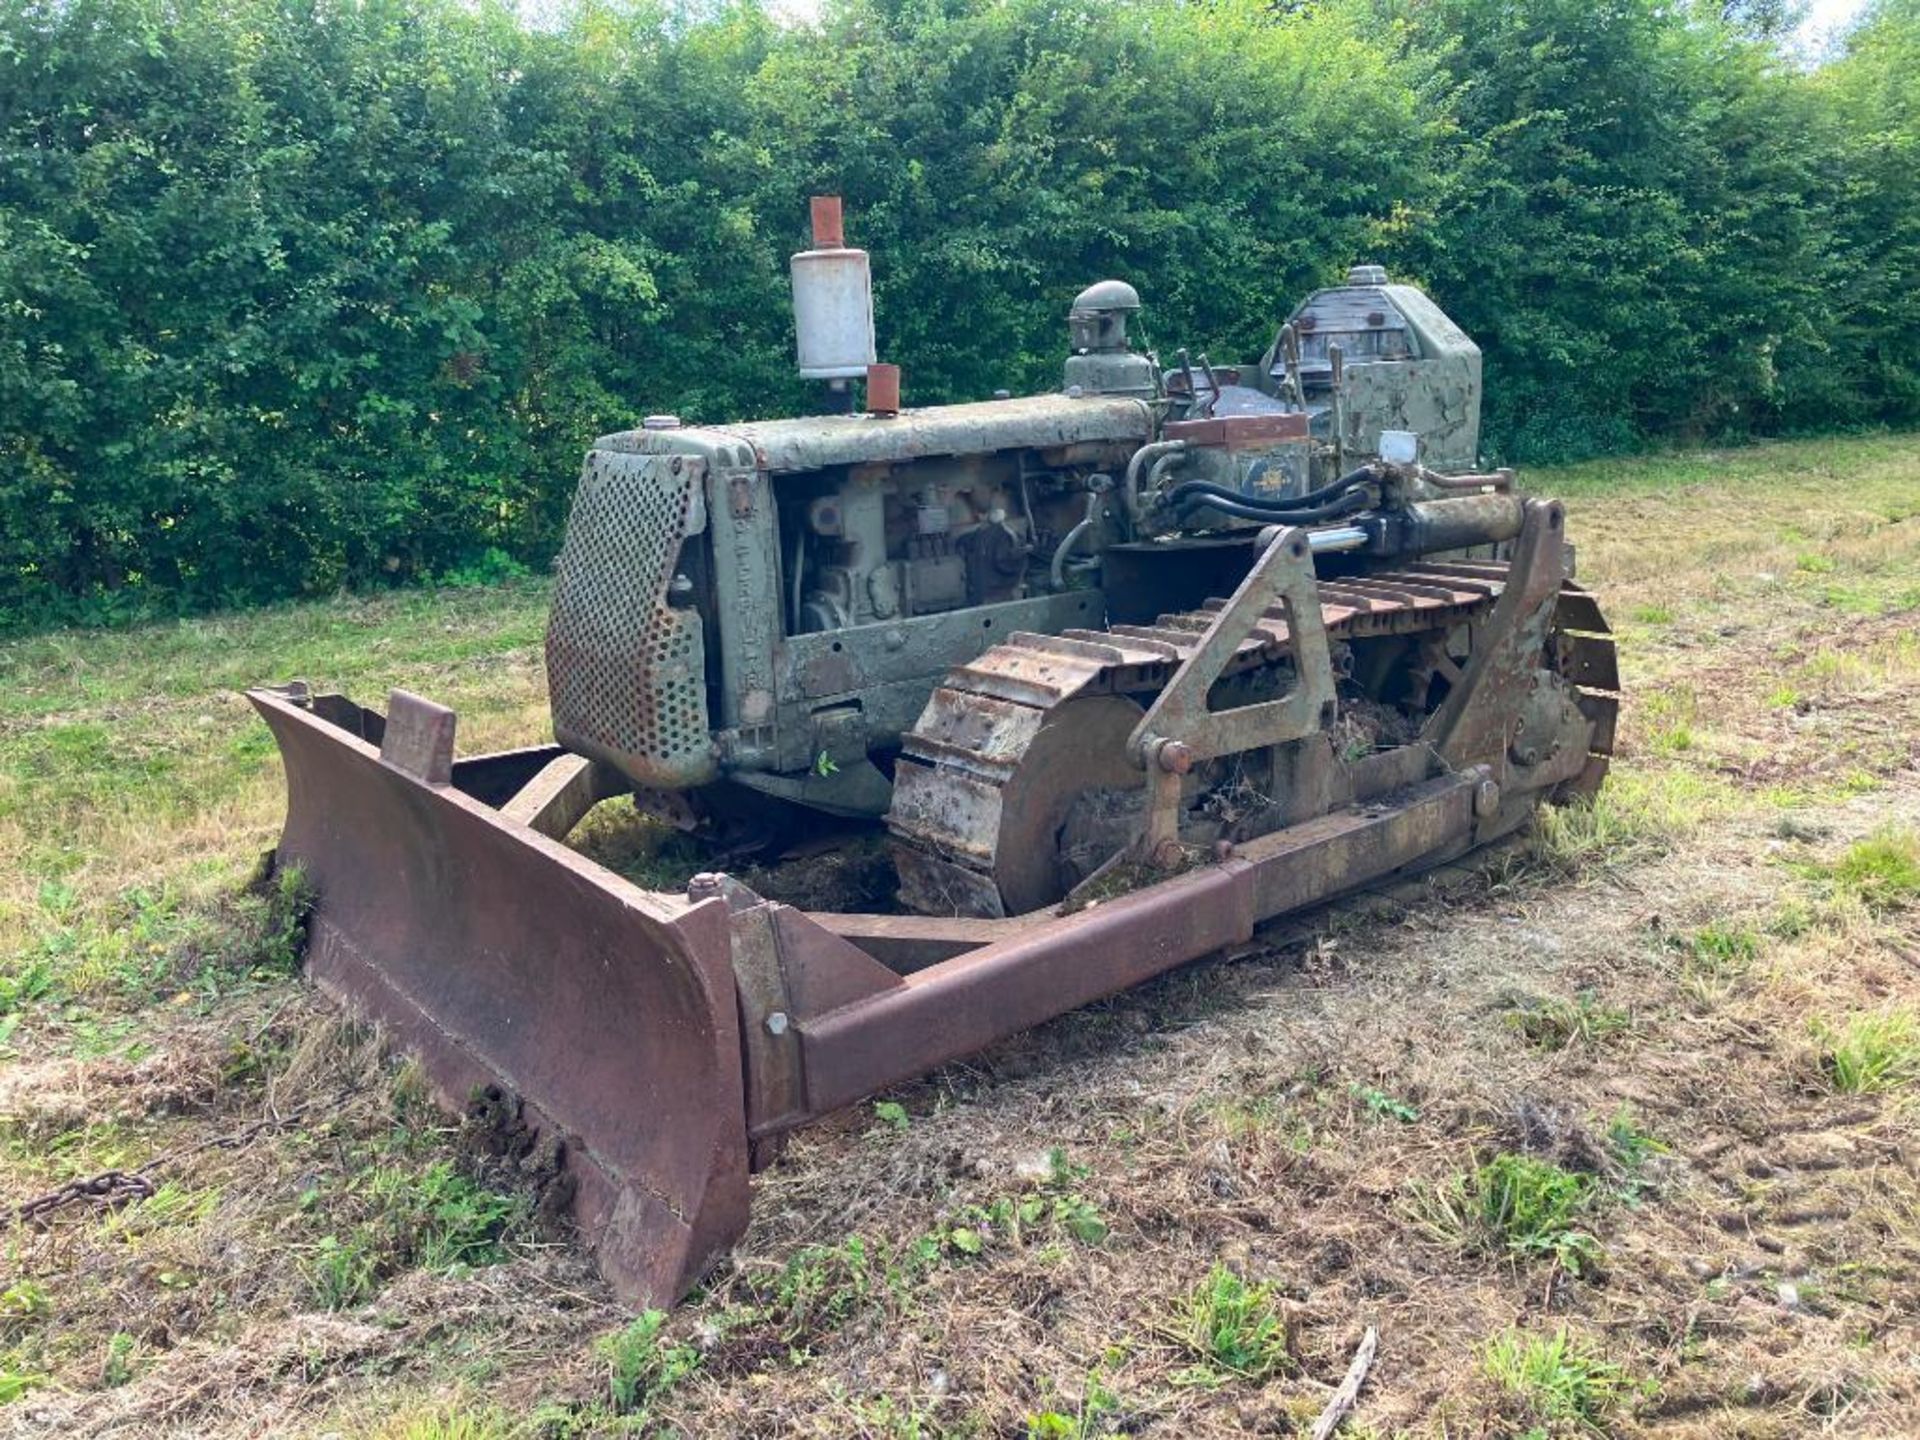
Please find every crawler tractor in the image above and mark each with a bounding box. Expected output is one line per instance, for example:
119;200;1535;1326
251;200;1616;1307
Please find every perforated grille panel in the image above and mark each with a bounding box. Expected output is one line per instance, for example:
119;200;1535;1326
545;450;716;789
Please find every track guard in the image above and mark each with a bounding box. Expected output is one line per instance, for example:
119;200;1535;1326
250;687;751;1309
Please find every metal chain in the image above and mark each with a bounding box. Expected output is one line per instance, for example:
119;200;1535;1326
13;1169;158;1225
10;1101;323;1228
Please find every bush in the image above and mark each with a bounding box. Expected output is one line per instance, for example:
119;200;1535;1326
3;0;1916;625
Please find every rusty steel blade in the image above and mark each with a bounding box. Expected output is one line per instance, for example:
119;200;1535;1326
249;687;751;1309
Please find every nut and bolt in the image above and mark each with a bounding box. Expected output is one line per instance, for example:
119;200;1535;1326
1155;739;1195;774
765;1011;790;1036
1473;777;1501;817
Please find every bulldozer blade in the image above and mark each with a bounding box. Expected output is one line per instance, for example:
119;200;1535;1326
249;686;750;1310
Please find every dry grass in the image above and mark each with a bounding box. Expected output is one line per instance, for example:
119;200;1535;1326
4;432;1920;1436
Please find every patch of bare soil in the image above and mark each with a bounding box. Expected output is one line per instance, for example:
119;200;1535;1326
569;800;904;913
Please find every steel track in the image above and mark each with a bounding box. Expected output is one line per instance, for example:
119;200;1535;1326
887;559;1618;916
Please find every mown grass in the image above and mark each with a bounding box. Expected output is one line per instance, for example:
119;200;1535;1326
371;1405;518;1440
1164;1265;1294;1386
0;581;550;1040
1506;991;1634;1051
1414;1152;1605;1276
598;1309;701;1419
1812;1006;1920;1095
1668;919;1766;1007
1482;1326;1641;1433
1827;830;1920;913
1529;767;1737;872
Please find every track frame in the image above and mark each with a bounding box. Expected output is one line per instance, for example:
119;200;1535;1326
1128;525;1338;859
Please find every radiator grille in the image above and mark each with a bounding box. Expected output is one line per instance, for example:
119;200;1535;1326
545;451;714;788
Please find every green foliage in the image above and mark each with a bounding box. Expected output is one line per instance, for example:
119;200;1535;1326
375;1161;525;1271
102;1332;138;1389
303;1159;525;1309
431;549;532;590
0;1281;49;1322
255;864;315;975
739;1153;1108;1347
598;1309;700;1417
934;1184;1111;1257
1604;1108;1667;1171
1;0;1917;625
1810;0;1920;428
1473;1154;1602;1273
1025;1367;1121;1438
0;1360;45;1406
1482;1326;1639;1431
1671;919;1763;1005
1827;830;1920;911
1385;0;1857;458
1681;921;1762;971
1506;991;1633;1050
1167;1265;1292;1385
305;1234;380;1311
763;1233;926;1342
0;0;787;627
1351;1083;1420;1123
1812;1006;1920;1094
1419;1153;1603;1275
378;1409;516;1440
1604;1108;1669;1204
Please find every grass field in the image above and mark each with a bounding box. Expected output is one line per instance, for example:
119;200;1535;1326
3;432;1919;1437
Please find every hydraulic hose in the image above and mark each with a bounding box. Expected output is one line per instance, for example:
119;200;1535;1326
1121;440;1187;525
1177;487;1372;528
1050;483;1111;591
1164;462;1380;516
1145;450;1187;503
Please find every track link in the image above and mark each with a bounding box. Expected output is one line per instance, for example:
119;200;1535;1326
887;561;1617;916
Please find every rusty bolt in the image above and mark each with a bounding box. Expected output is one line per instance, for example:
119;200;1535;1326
1155;739;1194;774
1473;777;1501;818
1213;839;1235;862
1152;838;1185;869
